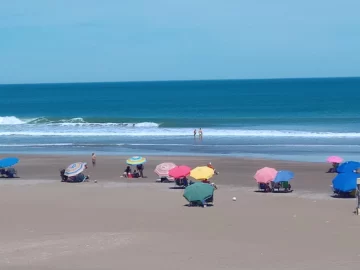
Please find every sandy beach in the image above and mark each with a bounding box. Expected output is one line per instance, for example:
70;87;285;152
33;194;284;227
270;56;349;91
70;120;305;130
0;154;359;270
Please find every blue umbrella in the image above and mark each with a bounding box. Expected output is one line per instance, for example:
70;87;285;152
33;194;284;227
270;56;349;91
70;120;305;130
337;161;360;173
0;157;19;168
273;170;294;183
332;172;360;192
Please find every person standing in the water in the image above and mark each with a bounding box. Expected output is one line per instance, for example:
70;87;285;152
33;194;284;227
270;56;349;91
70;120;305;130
199;128;203;138
194;129;197;137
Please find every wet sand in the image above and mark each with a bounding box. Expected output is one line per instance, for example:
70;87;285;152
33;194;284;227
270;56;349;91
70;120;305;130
0;154;359;270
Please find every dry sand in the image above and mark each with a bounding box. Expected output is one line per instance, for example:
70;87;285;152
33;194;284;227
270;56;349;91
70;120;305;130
0;154;359;270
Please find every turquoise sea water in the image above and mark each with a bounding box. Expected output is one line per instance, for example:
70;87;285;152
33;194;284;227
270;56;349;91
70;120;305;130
0;77;360;161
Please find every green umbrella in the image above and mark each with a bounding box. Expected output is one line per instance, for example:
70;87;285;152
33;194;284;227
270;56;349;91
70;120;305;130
183;182;214;205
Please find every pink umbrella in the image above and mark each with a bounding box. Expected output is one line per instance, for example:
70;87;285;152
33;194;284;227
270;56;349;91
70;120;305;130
254;167;277;184
154;162;176;177
169;165;191;178
327;156;343;164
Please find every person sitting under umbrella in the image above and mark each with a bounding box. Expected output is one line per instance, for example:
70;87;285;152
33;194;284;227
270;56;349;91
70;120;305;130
327;162;340;173
123;166;131;178
133;169;140;178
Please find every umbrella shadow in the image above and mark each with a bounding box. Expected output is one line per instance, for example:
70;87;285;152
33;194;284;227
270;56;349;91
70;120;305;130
330;194;355;199
0;176;20;179
253;190;294;194
183;203;214;208
156;179;173;183
169;186;186;190
272;190;294;194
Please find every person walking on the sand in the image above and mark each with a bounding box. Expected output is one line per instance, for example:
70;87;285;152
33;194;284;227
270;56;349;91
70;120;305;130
91;153;96;167
207;162;219;175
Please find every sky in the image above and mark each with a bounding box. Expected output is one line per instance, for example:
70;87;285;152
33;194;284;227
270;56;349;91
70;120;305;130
0;0;360;84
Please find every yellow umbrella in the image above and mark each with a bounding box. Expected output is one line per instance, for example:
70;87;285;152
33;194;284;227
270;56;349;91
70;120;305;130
190;166;214;180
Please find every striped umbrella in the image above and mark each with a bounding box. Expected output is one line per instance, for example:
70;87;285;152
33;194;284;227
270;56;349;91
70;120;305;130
64;162;87;177
154;162;176;177
126;156;147;165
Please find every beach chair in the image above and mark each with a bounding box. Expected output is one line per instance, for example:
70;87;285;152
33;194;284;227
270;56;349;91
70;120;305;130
175;177;190;187
156;176;175;183
189;194;214;207
5;168;17;178
258;183;271;192
333;188;356;198
272;181;292;193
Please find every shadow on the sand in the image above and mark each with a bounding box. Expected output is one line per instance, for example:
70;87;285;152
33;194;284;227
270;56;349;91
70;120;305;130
169;186;185;190
253;190;294;194
272;190;294;194
330;194;355;199
183;204;214;208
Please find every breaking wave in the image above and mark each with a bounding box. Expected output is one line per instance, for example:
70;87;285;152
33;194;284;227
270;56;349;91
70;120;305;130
0;116;159;128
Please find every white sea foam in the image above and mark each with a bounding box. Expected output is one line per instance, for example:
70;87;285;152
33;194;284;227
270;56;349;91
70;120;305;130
0;116;160;127
0;129;360;138
0;116;26;125
1;116;360;138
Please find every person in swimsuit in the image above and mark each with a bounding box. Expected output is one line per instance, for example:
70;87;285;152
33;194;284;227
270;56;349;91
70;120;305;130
199;128;203;138
91;153;96;167
194;129;197;137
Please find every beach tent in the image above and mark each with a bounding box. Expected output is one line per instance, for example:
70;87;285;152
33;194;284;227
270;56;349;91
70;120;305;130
332;172;359;192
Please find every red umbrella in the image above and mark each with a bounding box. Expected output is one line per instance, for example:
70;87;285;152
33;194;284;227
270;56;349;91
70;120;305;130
169;165;191;178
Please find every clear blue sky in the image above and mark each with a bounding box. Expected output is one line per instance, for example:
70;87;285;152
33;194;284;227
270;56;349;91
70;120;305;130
1;0;360;84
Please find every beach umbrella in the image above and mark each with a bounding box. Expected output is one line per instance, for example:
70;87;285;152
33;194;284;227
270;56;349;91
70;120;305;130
254;167;277;184
169;165;191;179
337;161;360;173
0;157;19;168
327;156;343;164
332;172;359;192
183;182;214;204
154;162;176;177
126;156;147;165
190;166;214;180
64;162;87;177
273;170;294;183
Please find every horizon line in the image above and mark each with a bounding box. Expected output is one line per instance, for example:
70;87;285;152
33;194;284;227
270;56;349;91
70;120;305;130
1;75;360;86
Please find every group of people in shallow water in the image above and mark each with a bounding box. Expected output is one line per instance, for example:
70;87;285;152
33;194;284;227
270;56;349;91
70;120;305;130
193;128;203;138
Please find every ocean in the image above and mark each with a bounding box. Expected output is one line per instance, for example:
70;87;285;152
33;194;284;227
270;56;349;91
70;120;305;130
0;77;360;162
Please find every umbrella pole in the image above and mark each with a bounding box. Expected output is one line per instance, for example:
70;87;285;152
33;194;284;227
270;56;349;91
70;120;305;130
356;178;360;215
